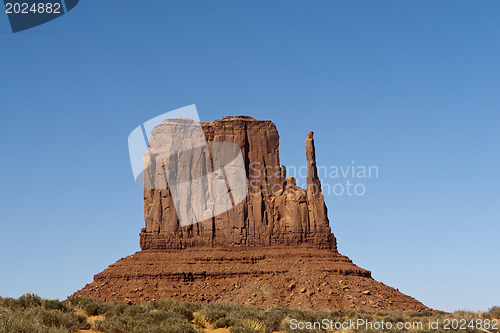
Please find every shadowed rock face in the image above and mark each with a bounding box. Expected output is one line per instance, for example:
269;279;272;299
74;116;430;312
140;116;336;250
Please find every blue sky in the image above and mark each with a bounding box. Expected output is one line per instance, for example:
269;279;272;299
0;0;499;312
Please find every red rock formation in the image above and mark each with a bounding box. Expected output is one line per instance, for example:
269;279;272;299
140;116;335;250
74;116;429;312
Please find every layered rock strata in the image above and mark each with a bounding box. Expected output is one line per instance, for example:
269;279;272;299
74;246;428;312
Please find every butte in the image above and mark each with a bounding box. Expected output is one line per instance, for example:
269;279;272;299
74;116;428;312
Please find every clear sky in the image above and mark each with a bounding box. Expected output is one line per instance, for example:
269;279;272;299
0;0;499;312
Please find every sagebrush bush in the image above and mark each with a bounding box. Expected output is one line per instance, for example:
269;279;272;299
213;316;234;328
200;301;243;322
93;299;197;333
1;294;499;333
18;293;42;308
261;309;285;333
42;299;69;312
0;306;89;333
408;310;433;318
145;298;199;321
489;306;500;318
67;295;111;316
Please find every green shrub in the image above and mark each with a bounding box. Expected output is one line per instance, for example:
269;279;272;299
73;296;111;316
408;310;433;318
62;296;82;308
104;302;128;317
94;315;133;333
35;308;88;330
213;316;234;328
201;302;243;322
384;312;405;323
18;293;42;308
158;318;197;333
0;307;89;333
42;299;68;312
145;298;198;320
374;311;390;316
262;309;285;333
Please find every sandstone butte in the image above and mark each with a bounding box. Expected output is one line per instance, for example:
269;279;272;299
74;116;429;312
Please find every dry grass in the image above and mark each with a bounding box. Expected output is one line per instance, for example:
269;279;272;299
0;294;498;333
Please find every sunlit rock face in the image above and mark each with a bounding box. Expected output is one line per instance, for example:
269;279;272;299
140;116;336;250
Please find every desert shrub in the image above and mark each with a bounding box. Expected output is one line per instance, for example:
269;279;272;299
193;311;210;328
200;302;272;332
489;306;500;318
226;307;267;327
63;295;110;316
384;312;405;323
0;295;88;333
75;296;111;316
147;309;177;324
0;307;89;333
345;309;372;321
18;293;42;308
95;300;196;333
0;312;51;333
230;325;265;333
35;307;89;330
145;298;199;320
0;297;19;311
103;302;128;317
408;310;433;318
121;304;147;317
84;300;109;316
262;308;285;333
42;299;69;312
374;311;390;316
454;309;475;316
94;315;134;333
200;302;244;322
242;318;265;331
283;308;327;324
278;316;292;332
345;309;367;317
213;316;235;328
62;295;82;308
174;302;199;320
157;316;197;333
3;293;500;333
230;318;266;333
95;313;197;333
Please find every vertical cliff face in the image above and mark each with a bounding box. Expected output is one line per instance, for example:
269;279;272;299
140;116;336;250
